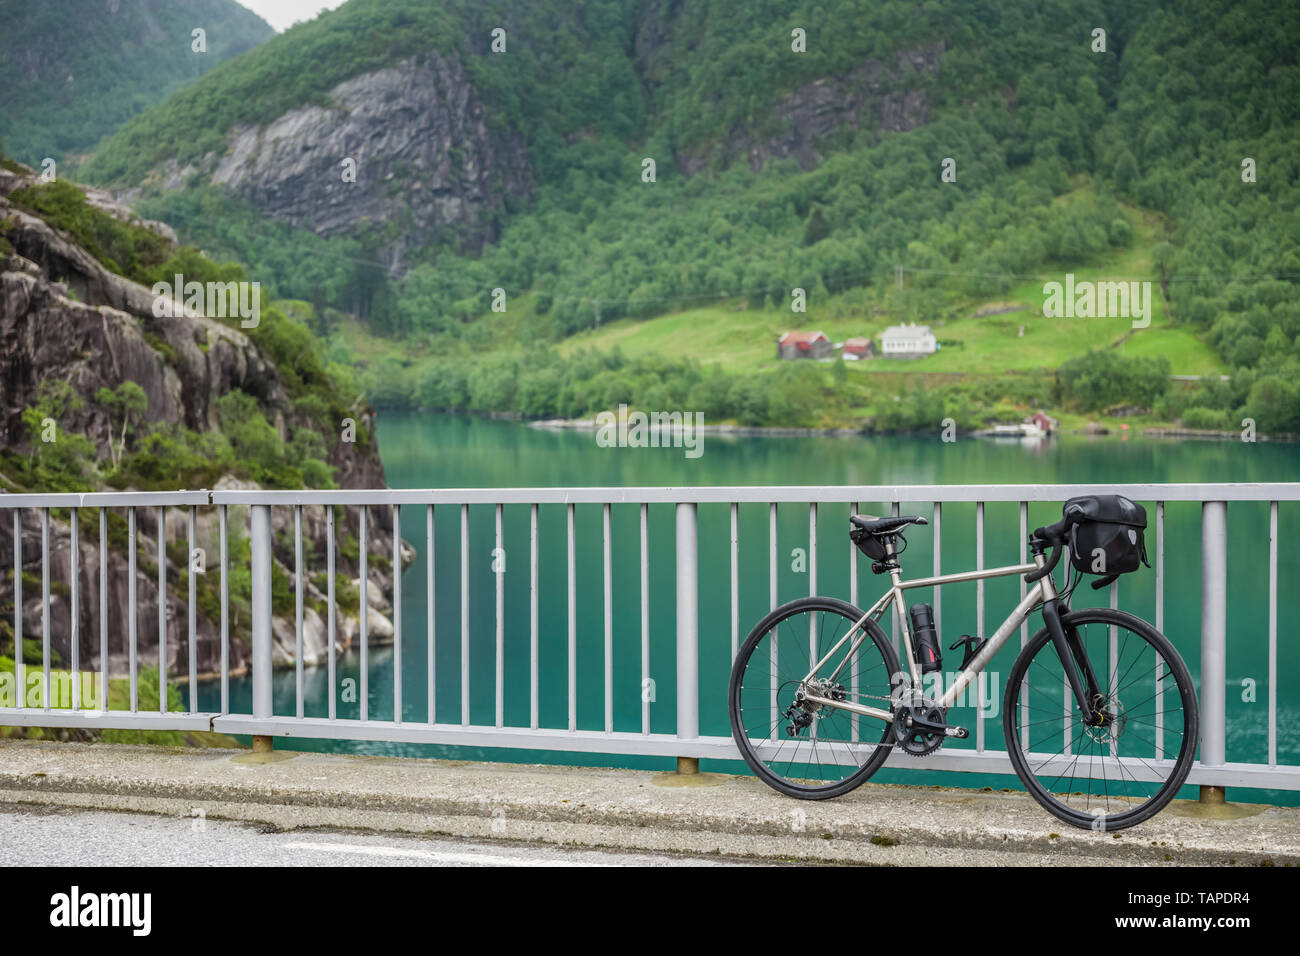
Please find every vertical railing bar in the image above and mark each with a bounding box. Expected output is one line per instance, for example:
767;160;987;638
769;503;777;612
890;501;899;651
1268;500;1278;767
359;505;369;723
639;502;649;736
675;502;699;743
933;501;942;643
128;506;137;713
41;507;50;711
769;502;777;730
295;504;304;720
157;505;166;714
1019;501;1028;746
566;502;576;733
219;505;228;716
850;501;859;744
1201;501;1227;771
496;502;505;729
1155;500;1164;756
808;502;817;669
427;504;436;725
70;509;79;710
393;503;403;725
187;507;196;713
12;510;22;709
1109;577;1119;759
460;503;469;727
326;505;335;721
99;509;107;713
249;506;272;722
975;500;984;752
730;502;738;661
602;502;612;734
530;503;539;731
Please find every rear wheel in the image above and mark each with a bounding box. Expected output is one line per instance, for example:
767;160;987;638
729;597;900;799
1004;608;1198;830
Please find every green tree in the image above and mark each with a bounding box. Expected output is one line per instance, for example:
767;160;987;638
95;381;148;469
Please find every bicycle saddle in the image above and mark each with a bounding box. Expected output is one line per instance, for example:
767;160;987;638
849;514;928;534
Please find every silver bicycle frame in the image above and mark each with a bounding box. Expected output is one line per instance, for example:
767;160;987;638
800;551;1057;723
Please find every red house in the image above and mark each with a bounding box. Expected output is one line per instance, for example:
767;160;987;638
1026;411;1059;434
778;330;832;360
842;337;874;359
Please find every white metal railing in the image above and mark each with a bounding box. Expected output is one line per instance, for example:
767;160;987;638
1;484;1297;792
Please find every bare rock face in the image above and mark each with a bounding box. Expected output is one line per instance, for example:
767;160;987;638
0;177;402;685
0;205;286;450
679;43;945;175
200;54;532;256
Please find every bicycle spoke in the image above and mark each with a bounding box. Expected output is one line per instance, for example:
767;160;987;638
733;599;895;793
1009;610;1194;829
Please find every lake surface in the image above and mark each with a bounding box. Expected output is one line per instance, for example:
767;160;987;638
195;413;1300;802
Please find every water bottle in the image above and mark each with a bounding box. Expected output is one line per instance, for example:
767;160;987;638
908;603;942;674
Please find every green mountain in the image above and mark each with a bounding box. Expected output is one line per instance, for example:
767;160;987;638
72;0;1300;433
0;0;273;165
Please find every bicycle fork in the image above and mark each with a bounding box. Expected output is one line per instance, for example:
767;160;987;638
1042;598;1104;726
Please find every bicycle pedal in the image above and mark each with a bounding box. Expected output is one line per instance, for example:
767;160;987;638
949;634;987;670
944;725;969;739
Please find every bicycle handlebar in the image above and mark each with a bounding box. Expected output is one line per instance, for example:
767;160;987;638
1025;503;1091;585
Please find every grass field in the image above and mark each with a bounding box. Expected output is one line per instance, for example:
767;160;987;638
316;186;1228;430
554;204;1226;378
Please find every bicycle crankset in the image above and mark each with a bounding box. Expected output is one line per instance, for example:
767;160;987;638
892;698;966;756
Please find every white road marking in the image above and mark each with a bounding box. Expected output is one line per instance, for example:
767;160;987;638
283;841;613;867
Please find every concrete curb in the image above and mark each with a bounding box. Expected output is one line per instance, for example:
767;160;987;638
1;741;1296;866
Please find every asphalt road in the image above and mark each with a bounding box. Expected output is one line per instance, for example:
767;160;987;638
0;804;752;867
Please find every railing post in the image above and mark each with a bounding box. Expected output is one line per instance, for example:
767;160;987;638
1200;500;1227;804
250;503;273;751
675;501;699;774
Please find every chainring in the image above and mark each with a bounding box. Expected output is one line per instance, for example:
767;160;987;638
892;700;947;757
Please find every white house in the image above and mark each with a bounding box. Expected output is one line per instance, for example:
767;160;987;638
880;322;937;357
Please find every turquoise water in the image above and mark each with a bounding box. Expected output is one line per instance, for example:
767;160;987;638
196;414;1300;803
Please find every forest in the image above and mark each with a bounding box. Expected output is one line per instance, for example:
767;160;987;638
68;0;1300;434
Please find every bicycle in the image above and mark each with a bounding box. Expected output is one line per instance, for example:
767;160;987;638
728;496;1199;831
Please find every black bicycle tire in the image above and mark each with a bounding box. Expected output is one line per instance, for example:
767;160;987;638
1003;607;1199;831
729;596;900;800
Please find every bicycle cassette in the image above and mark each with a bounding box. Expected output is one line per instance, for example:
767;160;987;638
893;700;947;757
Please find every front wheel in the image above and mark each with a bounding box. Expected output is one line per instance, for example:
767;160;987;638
729;596;900;799
1004;608;1198;831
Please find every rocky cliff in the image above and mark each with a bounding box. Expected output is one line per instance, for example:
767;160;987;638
0;161;404;686
126;53;533;264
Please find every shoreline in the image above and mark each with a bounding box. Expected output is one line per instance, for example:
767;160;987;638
374;406;1294;443
525;417;1290;443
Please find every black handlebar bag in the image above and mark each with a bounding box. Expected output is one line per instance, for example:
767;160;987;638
1063;494;1149;576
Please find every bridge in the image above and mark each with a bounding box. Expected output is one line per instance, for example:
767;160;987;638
2;483;1298;862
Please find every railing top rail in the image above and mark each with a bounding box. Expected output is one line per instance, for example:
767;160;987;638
204;483;1300;506
0;490;212;509
3;484;1296;509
